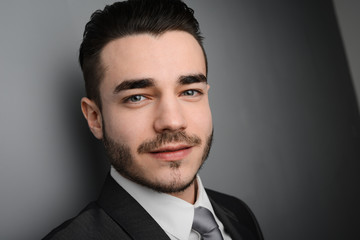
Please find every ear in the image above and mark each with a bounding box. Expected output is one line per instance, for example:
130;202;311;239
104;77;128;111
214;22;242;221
81;97;103;139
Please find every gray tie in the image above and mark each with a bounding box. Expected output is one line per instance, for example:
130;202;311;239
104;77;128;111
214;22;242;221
192;207;224;240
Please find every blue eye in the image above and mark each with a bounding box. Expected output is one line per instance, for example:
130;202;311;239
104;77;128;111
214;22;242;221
127;95;145;103
183;90;197;96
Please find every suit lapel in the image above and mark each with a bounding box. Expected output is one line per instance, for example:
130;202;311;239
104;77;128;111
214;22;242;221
208;190;263;240
97;174;170;240
210;198;244;240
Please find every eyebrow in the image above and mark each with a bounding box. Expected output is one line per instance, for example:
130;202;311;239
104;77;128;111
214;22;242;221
112;74;207;94
113;78;155;94
178;74;207;85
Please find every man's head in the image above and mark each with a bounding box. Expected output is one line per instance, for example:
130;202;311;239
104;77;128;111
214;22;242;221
79;0;207;109
80;0;213;196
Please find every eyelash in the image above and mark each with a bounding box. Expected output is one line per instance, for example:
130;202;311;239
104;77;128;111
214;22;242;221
122;89;203;104
181;89;203;97
123;95;148;103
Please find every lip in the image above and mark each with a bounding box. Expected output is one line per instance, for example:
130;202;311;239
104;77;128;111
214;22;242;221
148;145;193;161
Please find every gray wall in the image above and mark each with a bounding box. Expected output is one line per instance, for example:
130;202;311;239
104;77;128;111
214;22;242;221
333;0;360;109
0;1;359;239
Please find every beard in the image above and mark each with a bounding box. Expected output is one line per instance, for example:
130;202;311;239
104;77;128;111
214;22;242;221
103;129;213;194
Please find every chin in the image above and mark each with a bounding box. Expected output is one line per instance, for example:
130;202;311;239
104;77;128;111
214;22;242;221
144;167;198;194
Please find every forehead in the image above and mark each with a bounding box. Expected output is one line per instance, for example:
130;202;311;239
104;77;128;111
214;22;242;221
100;31;206;85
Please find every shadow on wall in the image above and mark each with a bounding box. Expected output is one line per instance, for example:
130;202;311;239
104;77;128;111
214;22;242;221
57;64;109;200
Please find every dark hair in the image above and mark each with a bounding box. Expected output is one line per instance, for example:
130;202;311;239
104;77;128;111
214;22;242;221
79;0;206;109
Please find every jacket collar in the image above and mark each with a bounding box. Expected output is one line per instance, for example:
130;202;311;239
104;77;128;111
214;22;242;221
210;198;244;240
208;190;263;240
97;174;170;240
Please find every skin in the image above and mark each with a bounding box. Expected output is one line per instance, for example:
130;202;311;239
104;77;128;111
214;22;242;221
81;31;212;204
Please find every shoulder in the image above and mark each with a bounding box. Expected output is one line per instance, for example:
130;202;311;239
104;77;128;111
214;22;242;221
206;189;264;240
42;202;130;240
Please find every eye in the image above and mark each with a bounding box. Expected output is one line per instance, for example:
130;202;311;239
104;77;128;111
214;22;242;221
182;89;201;96
124;95;146;103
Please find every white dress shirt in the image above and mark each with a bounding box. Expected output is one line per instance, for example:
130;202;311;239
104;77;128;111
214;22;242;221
110;167;232;240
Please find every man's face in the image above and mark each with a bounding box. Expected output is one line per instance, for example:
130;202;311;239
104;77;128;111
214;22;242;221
96;31;212;193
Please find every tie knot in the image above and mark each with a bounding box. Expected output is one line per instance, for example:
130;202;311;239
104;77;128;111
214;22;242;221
192;207;224;240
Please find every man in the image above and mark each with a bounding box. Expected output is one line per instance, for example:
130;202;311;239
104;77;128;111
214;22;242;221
44;0;263;239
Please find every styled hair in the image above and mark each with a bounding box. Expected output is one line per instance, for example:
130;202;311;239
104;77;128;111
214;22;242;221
79;0;206;109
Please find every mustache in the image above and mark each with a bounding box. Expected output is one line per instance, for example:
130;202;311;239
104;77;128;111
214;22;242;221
137;131;202;154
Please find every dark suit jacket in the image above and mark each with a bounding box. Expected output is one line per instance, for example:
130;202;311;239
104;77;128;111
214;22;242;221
43;174;263;240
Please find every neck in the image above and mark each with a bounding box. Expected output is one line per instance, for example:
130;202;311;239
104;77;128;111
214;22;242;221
170;179;198;204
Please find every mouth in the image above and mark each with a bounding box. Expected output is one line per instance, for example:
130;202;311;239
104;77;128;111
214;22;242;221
148;145;193;161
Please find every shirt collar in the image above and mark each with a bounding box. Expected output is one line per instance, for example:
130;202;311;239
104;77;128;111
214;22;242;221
110;166;215;240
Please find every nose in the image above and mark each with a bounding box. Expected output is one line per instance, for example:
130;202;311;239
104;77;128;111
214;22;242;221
153;97;187;133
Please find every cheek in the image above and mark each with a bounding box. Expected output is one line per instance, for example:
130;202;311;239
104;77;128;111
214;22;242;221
104;108;152;147
188;103;212;135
